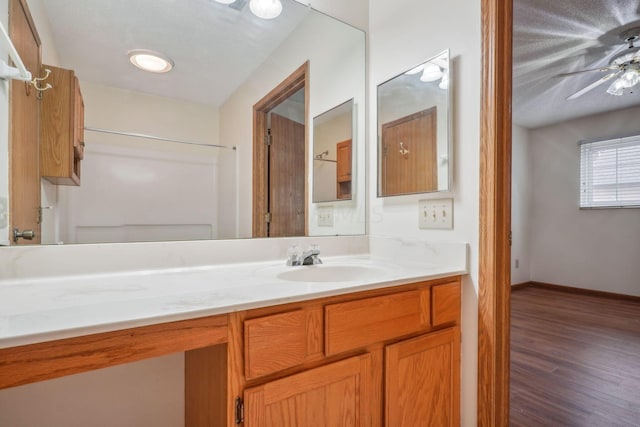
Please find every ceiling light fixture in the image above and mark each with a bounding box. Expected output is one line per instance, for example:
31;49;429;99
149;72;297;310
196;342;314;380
128;49;174;73
606;67;640;96
420;63;443;82
249;0;283;19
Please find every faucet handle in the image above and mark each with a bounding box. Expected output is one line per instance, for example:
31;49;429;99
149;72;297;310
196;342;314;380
286;244;302;266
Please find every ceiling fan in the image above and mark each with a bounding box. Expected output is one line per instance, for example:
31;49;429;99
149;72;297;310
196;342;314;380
558;27;640;100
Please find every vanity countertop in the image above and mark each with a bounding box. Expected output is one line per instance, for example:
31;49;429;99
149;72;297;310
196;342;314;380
0;255;466;349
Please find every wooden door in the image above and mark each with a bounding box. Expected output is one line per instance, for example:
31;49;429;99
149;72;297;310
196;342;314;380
9;0;42;244
244;353;377;427
381;108;437;196
385;327;460;427
336;139;352;199
269;113;305;237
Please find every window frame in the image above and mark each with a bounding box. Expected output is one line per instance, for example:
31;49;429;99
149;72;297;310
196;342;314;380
579;133;640;209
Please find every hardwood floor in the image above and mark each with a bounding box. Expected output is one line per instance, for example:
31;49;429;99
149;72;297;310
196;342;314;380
510;286;640;427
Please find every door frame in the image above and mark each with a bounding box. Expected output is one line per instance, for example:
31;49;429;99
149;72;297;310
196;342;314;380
252;62;309;237
8;0;43;245
478;0;512;426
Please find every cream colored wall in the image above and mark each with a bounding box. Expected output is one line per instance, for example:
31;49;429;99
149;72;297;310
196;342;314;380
511;124;532;285
369;0;481;425
312;112;350;203
0;353;184;427
528;106;640;296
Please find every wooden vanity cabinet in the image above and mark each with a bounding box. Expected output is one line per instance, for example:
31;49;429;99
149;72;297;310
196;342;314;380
244;353;377;426
40;64;84;185
216;276;462;427
385;327;460;427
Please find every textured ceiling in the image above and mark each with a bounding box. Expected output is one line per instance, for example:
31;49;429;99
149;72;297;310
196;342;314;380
513;0;640;128
42;0;309;107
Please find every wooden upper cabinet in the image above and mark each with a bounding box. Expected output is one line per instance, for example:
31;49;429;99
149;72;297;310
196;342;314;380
40;64;84;185
336;139;352;199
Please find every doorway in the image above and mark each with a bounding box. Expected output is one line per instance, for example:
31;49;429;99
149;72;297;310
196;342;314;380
252;62;308;238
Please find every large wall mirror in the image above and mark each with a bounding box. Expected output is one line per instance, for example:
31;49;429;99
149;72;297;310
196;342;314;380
377;49;451;197
4;0;366;245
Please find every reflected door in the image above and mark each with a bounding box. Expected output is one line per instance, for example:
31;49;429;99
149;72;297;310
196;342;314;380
381;107;437;196
9;0;42;245
269;113;305;237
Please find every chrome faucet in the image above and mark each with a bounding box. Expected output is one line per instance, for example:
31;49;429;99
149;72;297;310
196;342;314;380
287;244;322;266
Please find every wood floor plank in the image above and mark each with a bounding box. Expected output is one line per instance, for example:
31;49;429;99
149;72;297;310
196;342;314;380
510;286;640;427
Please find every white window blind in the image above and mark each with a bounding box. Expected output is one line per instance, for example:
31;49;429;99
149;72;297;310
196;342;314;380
580;134;640;208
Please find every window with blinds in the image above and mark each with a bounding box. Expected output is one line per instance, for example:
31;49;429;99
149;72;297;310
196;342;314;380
579;135;640;208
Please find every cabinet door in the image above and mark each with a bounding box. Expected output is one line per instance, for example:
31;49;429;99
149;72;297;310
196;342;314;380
336;139;352;182
385;327;460;427
244;353;378;427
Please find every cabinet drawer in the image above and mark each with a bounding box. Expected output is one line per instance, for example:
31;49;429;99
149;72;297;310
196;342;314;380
325;289;430;356
432;282;461;326
244;308;323;380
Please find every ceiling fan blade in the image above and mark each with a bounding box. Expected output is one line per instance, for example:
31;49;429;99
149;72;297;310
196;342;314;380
566;72;620;100
555;65;618;78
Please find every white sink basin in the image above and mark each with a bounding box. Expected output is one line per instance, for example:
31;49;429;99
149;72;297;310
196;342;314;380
276;264;387;282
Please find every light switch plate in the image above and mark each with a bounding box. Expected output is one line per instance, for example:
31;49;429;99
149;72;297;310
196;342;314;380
419;198;453;229
317;206;334;227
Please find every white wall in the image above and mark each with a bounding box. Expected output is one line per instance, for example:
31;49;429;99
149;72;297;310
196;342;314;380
219;10;366;238
369;0;480;425
529;106;640;296
53;82;223;244
511;124;532;285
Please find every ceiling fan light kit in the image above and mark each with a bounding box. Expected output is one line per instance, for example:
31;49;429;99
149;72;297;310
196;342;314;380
561;27;640;99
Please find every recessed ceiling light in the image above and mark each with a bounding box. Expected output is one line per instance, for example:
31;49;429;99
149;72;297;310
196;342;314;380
128;49;174;73
249;0;283;19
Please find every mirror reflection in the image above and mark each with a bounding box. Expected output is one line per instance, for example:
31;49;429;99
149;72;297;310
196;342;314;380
377;49;451;197
11;0;366;244
313;99;354;203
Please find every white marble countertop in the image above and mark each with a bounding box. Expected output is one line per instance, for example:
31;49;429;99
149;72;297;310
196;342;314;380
0;254;466;349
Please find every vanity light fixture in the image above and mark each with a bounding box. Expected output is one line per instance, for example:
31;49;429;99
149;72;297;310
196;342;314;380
128;49;174;73
249;0;283;19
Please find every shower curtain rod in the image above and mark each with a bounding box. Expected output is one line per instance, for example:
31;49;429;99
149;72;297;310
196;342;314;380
84;126;236;150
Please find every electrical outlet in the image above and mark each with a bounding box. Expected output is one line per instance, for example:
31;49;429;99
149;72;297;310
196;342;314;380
317;206;334;227
0;197;7;229
418;198;453;229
